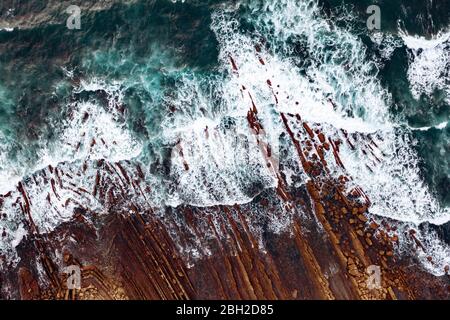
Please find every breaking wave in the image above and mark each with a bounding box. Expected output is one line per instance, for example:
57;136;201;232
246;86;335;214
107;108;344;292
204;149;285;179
0;0;448;275
400;29;450;102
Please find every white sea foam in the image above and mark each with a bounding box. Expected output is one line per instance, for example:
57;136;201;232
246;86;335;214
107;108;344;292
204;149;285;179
401;30;450;50
416;227;450;274
410;120;448;131
394;222;450;276
160;73;279;207
210;0;450;222
206;0;450;274
0;78;142;197
0;133;23;195
10;224;27;248
400;29;450;100
0;78;144;267
370;32;403;61
1;0;449;276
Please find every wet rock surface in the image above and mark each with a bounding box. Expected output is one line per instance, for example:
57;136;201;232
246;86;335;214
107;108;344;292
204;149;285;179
0;26;449;300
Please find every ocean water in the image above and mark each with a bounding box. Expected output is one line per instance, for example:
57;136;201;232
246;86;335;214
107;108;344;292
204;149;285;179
0;0;449;274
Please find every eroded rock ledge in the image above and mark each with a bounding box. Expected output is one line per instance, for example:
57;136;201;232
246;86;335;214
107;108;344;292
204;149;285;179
1;169;449;299
1;49;449;301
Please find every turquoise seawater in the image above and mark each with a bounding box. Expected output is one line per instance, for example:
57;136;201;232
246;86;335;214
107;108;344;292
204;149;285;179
1;0;447;204
0;0;449;270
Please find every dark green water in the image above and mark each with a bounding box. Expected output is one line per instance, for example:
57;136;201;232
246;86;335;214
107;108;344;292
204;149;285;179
0;0;448;271
2;0;447;204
